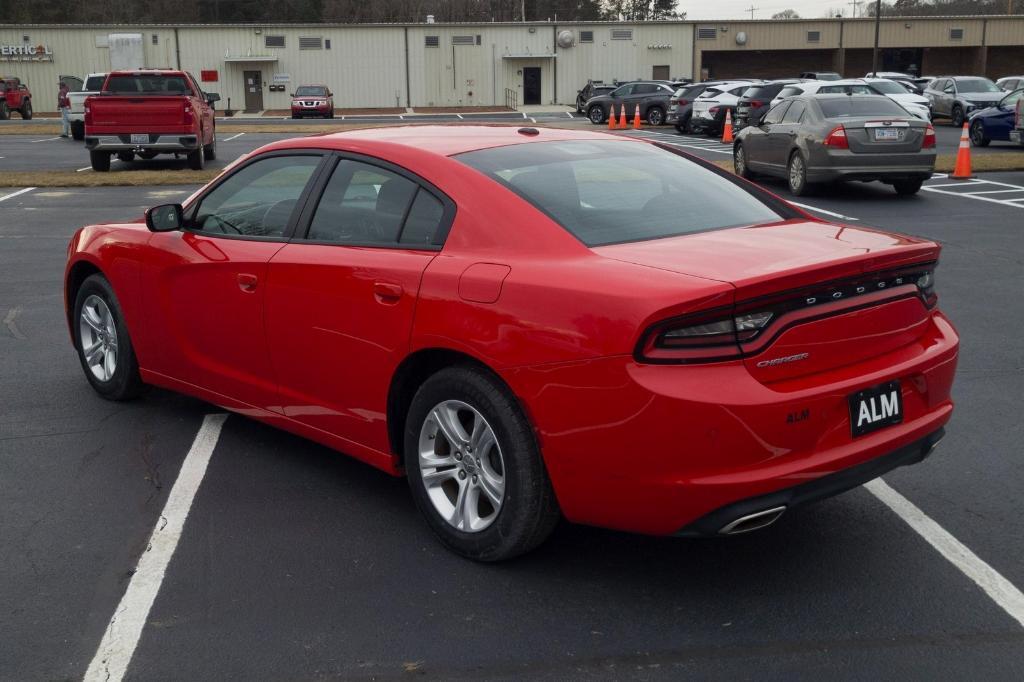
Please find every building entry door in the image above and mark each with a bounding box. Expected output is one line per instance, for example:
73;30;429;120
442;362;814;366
523;67;541;105
243;70;263;112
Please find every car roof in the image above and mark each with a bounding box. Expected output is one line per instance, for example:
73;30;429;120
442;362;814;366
268;124;624;158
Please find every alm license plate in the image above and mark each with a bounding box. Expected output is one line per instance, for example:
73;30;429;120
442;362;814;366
848;380;903;438
873;128;900;141
130;134;149;145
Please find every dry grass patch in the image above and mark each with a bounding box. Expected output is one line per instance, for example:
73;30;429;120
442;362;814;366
0;125;61;135
0;169;219;188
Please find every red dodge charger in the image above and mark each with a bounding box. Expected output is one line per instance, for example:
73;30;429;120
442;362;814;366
64;125;959;560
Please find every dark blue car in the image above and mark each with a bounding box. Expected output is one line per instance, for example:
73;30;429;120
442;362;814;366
969;88;1023;147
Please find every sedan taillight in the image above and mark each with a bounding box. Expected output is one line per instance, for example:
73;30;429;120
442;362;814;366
823;125;849;149
923;123;936;148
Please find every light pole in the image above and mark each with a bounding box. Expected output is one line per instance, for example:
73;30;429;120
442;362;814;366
871;0;882;76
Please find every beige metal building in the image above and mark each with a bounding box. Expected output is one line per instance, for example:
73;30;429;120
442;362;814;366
1;17;1021;114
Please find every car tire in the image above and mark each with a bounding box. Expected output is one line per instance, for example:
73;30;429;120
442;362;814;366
291;113;300;119
73;274;145;401
327;110;334;119
187;142;205;170
734;143;754;179
588;104;606;125
969;120;990;147
951;105;964;128
646;106;665;126
20;99;32;120
204;132;217;161
71;121;85;141
893;179;923;195
0;101;8;120
90;151;111;172
116;152;135;163
787;151;812;196
405;365;560;562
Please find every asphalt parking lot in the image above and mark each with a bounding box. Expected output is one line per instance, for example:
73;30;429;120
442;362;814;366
2;123;1024;680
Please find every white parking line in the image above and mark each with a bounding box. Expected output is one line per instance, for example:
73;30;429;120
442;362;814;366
76;166;92;172
866;479;1024;629
221;132;245;142
923;176;1024;209
84;413;228;682
788;201;859;222
0;187;35;203
30;137;62;143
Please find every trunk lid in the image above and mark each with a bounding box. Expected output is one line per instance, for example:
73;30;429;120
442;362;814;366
595;220;939;382
841;118;926;154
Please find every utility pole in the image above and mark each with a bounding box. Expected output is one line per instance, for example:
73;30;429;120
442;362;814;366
745;4;759;19
847;0;863;17
871;0;882;76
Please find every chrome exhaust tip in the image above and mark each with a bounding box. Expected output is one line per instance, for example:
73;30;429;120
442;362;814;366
718;505;787;535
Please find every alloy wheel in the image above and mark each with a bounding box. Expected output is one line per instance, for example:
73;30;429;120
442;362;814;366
789;154;805;193
79;295;118;382
418;400;505;533
734;145;746;176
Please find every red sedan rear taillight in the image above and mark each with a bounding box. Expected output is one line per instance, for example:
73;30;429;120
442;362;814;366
823;125;849;149
923;124;936;149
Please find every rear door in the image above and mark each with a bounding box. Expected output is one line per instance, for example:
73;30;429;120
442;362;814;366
144;152;327;410
264;154;453;453
764;99;807;166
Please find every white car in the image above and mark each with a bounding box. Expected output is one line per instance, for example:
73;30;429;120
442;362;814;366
860;77;932;120
996;76;1024;92
67;73;108;141
690;81;761;134
770;79;931;120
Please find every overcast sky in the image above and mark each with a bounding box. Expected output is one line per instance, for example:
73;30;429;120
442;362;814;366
681;1;864;20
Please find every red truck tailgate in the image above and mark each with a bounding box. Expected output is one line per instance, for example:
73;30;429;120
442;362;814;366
86;96;188;132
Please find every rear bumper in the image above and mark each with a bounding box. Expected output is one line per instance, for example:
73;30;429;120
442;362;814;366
85;134;200;152
809;150;936;183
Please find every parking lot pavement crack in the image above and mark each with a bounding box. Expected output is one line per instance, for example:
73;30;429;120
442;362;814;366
3;306;26;339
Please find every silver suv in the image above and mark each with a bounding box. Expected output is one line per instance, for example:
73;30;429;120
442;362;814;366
924;76;1005;127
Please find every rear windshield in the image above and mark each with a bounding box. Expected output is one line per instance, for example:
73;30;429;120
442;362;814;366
677;85;705;98
456;140;785;247
816;73;842;81
818;84;874;95
743;85;784;99
85;75;107;90
295;86;327;97
818;97;909;118
868;80;908;95
955;78;1000;93
104;74;192;94
777;86;804;99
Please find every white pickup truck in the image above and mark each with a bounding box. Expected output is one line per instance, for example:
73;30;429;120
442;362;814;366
67;73;108;140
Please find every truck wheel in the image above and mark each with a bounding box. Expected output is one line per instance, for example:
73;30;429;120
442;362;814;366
20;99;32;120
71;121;85;141
0;102;9;120
90;151;111;172
187;145;205;170
116;152;135;163
204;134;217;161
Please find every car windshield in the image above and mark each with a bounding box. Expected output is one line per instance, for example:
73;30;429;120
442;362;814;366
457;140;785;247
104;75;191;94
819;97;909;118
869;80;908;94
85;76;106;90
956;78;1000;93
295;86;327;97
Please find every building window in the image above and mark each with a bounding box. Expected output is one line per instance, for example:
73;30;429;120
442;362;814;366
325;39;331;49
265;35;285;48
807;31;821;43
476;35;482;45
299;36;323;50
949;28;964;40
697;27;717;40
580;30;594;43
452;35;475;46
151;34;159;45
611;29;633;41
425;35;439;47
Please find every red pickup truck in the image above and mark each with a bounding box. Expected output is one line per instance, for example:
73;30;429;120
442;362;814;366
0;77;33;119
84;70;219;172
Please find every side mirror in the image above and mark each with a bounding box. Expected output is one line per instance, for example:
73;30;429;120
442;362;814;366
146;204;184;232
206;92;220;103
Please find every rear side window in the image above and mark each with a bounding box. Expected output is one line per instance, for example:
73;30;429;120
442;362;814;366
307;160;418;245
781;100;806;123
457;140;785;247
818;97;909;118
701;88;722;97
104;74;192;94
400;191;446;246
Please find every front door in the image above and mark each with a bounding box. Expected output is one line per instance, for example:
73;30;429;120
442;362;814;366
523;67;541;105
243;70;263;112
143;152;325;411
265;156;449;453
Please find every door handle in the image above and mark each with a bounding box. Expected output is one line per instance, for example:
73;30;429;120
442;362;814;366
373;282;403;303
237;273;258;292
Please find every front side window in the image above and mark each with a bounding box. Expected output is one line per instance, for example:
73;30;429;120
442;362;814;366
613;84;635;97
306;160;419;245
457;140;785;247
192;155;321;237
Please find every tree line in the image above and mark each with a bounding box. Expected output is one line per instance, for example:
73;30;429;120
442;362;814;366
2;0;683;24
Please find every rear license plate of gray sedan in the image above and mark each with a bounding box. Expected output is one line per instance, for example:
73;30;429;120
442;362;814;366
874;128;900;141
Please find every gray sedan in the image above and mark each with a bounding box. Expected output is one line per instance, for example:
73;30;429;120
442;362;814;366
733;94;936;196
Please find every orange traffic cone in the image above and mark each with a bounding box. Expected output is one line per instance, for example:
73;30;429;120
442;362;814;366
951;122;972;179
633;104;642;129
618;104;628;129
607;106;616;130
721;109;734;143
